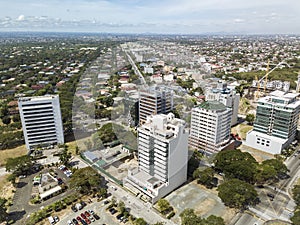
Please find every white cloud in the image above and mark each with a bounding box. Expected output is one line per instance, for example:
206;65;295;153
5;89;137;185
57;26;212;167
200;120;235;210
16;15;25;21
234;18;245;23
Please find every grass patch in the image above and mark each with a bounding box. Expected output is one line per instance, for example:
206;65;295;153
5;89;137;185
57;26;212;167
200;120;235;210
0;145;27;167
239;125;253;139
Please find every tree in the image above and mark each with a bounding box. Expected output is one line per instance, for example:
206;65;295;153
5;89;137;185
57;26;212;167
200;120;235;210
7;173;17;186
245;114;255;125
59;145;72;166
193;167;215;188
153;222;165;225
133;218;147;225
214;149;258;183
69;167;105;194
0;198;8;222
217;179;259;209
2;116;11;125
157;199;172;214
255;164;277;184
97;187;107;199
204;215;225;225
262;159;288;176
179;208;203;225
118;201;126;214
12;114;21;122
292;185;300;206
291;211;300;225
5;155;33;175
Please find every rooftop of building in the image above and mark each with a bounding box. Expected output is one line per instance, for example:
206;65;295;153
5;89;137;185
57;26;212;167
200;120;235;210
270;90;299;99
259;91;300;108
18;94;59;102
197;100;227;111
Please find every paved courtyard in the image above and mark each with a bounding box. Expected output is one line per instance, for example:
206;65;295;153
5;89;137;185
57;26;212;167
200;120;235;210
165;181;236;224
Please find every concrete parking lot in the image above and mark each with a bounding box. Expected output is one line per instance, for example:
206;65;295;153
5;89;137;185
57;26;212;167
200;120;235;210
165;181;236;224
57;199;122;225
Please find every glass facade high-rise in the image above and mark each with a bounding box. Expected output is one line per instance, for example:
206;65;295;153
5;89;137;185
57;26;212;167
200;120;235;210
246;90;300;154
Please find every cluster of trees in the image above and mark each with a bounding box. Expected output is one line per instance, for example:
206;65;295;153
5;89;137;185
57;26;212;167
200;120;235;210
69;167;105;195
193;149;288;210
214;149;287;185
180;208;225;225
291;184;300;224
92;123;137;150
176;78;195;90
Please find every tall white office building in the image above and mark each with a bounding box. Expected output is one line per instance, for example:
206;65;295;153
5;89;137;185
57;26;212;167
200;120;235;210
18;95;64;150
139;86;173;125
205;82;240;126
245;91;300;154
124;113;188;203
189;101;232;155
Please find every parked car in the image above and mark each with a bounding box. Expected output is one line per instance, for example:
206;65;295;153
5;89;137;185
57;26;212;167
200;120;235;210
72;218;79;225
71;205;78;212
84;218;91;224
53;216;59;222
81;213;86;219
89;215;95;222
84;211;90;217
57;178;63;185
93;214;100;220
88;209;95;215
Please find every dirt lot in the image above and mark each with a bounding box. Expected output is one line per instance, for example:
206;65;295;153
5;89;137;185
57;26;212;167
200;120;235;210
0;174;15;200
0;145;27;167
165;180;237;224
239;144;274;163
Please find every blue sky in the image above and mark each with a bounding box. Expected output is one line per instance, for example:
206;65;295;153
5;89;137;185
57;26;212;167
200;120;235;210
0;0;299;34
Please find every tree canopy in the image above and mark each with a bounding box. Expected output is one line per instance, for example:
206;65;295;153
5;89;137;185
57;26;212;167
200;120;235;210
217;179;259;209
133;218;147;225
214;149;258;183
5;155;33;175
179;209;225;225
193;167;216;188
157;199;172;214
69;167;105;194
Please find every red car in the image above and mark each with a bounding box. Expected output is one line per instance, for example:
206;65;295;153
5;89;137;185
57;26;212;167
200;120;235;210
84;211;91;217
85;218;91;224
76;216;82;222
81;213;86;219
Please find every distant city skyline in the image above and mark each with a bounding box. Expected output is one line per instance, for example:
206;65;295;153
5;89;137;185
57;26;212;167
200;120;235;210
0;0;299;34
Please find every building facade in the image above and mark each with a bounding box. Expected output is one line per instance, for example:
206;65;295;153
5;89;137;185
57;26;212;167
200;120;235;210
245;91;300;154
18;95;64;150
189;101;232;155
139;86;173;124
124;113;188;203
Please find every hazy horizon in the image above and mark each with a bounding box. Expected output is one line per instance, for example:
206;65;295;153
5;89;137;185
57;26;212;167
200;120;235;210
0;0;299;34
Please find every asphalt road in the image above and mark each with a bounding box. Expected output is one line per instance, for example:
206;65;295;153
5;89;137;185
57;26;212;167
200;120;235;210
234;212;263;225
